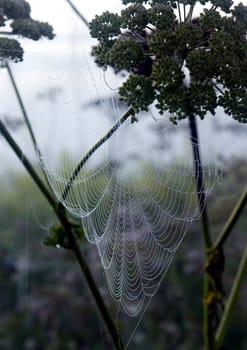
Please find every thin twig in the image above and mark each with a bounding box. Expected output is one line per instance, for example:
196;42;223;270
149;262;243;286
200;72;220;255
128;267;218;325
183;4;186;22
62;107;133;201
177;0;182;23
5;61;53;192
212;82;224;96
215;244;247;348
186;4;195;22
214;185;247;250
0;31;15;35
65;0;89;28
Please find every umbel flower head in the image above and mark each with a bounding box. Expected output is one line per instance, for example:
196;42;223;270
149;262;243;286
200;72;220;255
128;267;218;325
0;0;55;63
90;0;247;123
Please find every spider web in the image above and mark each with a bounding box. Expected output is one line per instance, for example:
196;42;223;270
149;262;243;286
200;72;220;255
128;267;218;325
10;47;222;317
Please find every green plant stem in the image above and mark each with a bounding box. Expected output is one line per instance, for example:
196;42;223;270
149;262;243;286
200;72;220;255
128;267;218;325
56;208;124;350
183;3;186;22
212;185;247;349
213;185;247;250
65;0;89;27
215;244;247;348
6;62;37;150
0;31;14;35
188;114;211;248
188;114;214;350
5;61;53;191
188;122;247;350
0;120;124;350
0;120;56;209
62;106;133;201
177;1;182;23
186;3;195;22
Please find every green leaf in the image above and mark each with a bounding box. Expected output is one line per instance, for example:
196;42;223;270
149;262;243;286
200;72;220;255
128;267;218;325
44;225;70;249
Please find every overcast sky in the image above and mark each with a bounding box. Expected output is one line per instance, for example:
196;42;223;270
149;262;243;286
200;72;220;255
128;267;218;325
28;0;122;35
1;0;246;174
28;0;122;23
0;1;125;173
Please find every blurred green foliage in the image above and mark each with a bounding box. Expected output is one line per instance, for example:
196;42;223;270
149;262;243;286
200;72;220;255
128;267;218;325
0;0;54;62
0;159;246;349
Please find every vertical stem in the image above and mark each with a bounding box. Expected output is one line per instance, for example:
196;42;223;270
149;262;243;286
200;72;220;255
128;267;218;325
5;61;52;191
183;4;186;22
6;61;37;150
186;4;195;22
215;244;247;348
188;114;211;248
188;114;214;350
177;0;182;23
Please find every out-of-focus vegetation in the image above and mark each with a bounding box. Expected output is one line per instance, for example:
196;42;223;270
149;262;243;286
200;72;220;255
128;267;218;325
0;0;54;63
0;159;246;350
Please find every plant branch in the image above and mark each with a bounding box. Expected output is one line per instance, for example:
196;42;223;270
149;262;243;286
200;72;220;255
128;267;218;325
0;120;124;350
186;4;195;23
6;62;37;149
188;114;212;248
214;185;247;250
0;31;15;35
183;3;186;22
65;0;89;28
0;119;56;208
56;208;124;350
212;82;224;96
188;113;214;350
62;106;133;201
5;61;52;191
215;244;247;348
177;1;182;23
